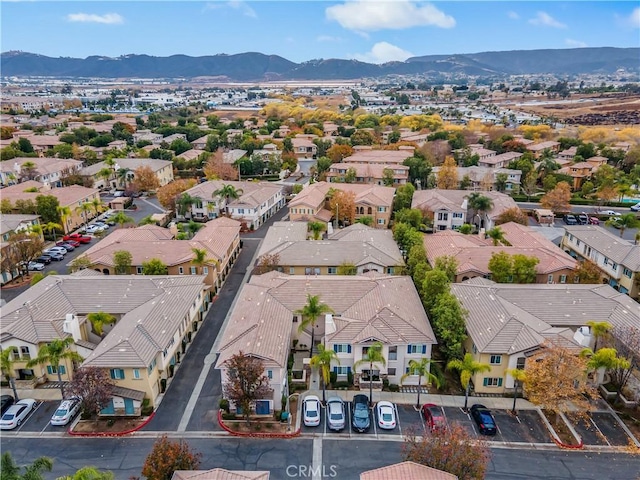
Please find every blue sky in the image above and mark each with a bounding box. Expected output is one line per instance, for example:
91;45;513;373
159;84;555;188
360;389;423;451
1;1;639;64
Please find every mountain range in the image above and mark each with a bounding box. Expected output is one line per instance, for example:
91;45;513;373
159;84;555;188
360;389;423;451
1;47;638;81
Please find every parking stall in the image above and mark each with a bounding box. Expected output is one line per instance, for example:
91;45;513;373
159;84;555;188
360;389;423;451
589;412;636;446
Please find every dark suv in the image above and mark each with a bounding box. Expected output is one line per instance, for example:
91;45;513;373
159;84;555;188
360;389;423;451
351;394;370;433
563;214;578;225
577;213;589;225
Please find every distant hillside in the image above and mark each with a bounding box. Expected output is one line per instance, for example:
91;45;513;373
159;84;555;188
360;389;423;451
2;47;638;80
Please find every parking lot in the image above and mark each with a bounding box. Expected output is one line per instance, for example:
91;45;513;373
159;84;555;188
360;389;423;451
568;412;634;447
0;400;72;435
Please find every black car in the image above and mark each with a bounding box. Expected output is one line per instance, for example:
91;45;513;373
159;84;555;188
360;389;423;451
351;394;370;433
577;213;589;225
470;404;497;436
0;395;14;415
35;255;52;265
563;214;578;225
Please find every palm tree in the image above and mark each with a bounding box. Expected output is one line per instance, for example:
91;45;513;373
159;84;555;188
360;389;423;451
90;198;104;218
467;192;493;229
116;167;133;189
176;193;198;219
185;220;204;238
97;167;113;189
1;452;53;480
111;212;134;229
308;221;327;240
26;337;83;398
56;466;115;480
580;347;630;386
536;153;560;177
354;341;386;406
586;320;612;352
86;311;115;337
506;368;527;414
191;247;216;274
75;202;93;228
1;346;20;400
294;294;335;356
486;226;508;246
213;184;243;217
57;205;72;233
607;213;640;238
43;221;63;242
310;344;340;405
447;353;491;411
400;357;441;409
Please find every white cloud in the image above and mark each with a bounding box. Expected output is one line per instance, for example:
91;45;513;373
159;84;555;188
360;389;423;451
565;39;588;48
528;11;567;29
66;13;123;25
326;1;455;32
353;42;414;64
628;7;640;28
317;35;342;43
507;11;519;20
204;1;256;18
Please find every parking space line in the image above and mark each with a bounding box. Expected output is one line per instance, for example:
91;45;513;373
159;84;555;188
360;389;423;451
394;403;402;436
590;416;610;446
347;402;352;438
372;406;378;438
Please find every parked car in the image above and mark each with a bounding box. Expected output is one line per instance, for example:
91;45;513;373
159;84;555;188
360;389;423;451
588;217;600;225
55;242;75;251
577;213;589;225
302;395;321;427
93;221;110;229
326;396;346;431
0;398;37;430
35;255;52;265
27;261;45;271
351;394;371;433
0;395;14;415
421;403;447;432
42;251;65;261
376;401;396;430
45;247;68;255
60;239;81;248
563;214;578;225
470;404;497;436
50;398;81;426
630;203;640;212
600;210;621;216
62;233;92;244
84;224;105;234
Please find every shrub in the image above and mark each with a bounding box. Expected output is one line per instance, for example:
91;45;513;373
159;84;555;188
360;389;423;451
219;398;230;413
382;378;390;390
221;412;237;420
141;404;154;416
347;370;354;385
389;384;400;392
330;371;337;385
107;418;115;427
334;381;350;389
253;423;262;431
274;410;282;421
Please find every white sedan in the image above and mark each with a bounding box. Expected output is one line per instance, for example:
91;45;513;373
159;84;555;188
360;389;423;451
376;401;397;430
27;261;45;271
0;398;37;430
85;224;105;234
600;210;621;216
303;395;321;427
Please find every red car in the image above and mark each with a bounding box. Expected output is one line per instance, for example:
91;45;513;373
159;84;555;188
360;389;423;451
62;233;92;244
58;240;81;248
421;403;447;432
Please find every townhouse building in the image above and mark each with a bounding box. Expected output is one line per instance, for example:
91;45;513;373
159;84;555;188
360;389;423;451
477;151;523;169
431;165;522;192
561;225;640;299
0;274;209;410
181;180;285;229
1;214;42;285
1;157;83;188
80;157;174;190
288;181;394;229
291;137;317;160
527;141;561;158
342;149;414;165
326;162;409;186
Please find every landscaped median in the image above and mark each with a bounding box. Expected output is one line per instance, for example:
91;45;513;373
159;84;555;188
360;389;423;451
538;409;584;450
217;410;300;438
68;412;155;437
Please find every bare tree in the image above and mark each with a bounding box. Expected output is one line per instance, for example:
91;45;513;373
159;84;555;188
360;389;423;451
222;352;272;424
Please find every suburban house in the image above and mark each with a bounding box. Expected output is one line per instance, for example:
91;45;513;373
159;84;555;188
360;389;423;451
0;274;209;411
342;149;414;165
527;141;561;158
477;151;523;169
0;181;101;233
411;189;518;231
288;181;395;229
216;272;436;413
256;222;405;275
360;462;457;480
132;129;163;144
450;279;639;394
190;135;209;150
78;218;241;295
80;157;174;190
222;149;247;164
1;214;42;285
1;157;83;188
431;165;522;192
291;136;317;159
326;162;409;186
172;469;270;480
181;180;285;229
423;222;578;283
561;225;640;299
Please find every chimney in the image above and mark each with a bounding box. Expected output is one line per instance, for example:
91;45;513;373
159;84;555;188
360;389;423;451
325;313;336;336
63;313;81;342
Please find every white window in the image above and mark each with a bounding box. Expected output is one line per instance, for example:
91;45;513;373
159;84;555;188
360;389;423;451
377;206;386;212
190;267;197;275
560;275;567;284
203;267;209;274
328;267;337;274
289;267;295;274
333;344;351;354
387;367;396;376
136;266;143;274
483;377;503;387
133;369;141;379
267;370;273;380
335;366;349;375
453;213;463;218
377;218;385;225
388;346;397;360
490;355;502;365
437;212;448;221
547;274;553;284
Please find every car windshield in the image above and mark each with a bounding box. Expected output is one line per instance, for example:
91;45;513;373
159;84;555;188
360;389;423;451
479;412;494;424
382;412;393;421
354;406;368;419
54;408;68;416
330;412;342;420
2;413;15;420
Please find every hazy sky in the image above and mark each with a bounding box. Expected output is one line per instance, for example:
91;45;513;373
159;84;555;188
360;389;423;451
2;1;639;63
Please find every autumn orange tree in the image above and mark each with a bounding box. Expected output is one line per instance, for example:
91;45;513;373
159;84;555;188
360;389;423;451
326;144;353;162
574;260;602;284
203;148;238;180
436;156;458;189
495;207;528;226
141;434;201;480
328;189;356;226
132;165;160;192
523;342;597;424
157;179;196;211
402;422;490;480
540;181;571;213
222;352;272;425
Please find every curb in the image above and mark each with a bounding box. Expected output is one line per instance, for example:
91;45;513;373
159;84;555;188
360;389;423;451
217;410;300;438
67;412;156;437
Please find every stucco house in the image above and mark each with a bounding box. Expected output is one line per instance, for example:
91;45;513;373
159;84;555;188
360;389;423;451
1;157;83;188
1;214;42;285
80;157;174;190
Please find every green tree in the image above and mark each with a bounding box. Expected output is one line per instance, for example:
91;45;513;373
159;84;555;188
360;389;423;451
488;251;513;283
421;269;450;316
343;167;357;183
337;262;357;275
307;221;326;240
382;168;395;186
354;341;386;406
35;195;60;225
310;344;340;405
431;292;468;361
394;208;425;230
55;466;115;480
86;311;115;336
1;452;53;480
17;137;34;154
607;213;640;238
191;247;215;274
141;434;201;480
433;256;458;282
42;221;63;242
295;294;335;356
511;254;539;284
176;193;198;218
26;337;83;398
57;205;72;233
1;346;20;400
69;256;93;273
586;320;612;352
467;192;493;229
506;368;527;414
400;357;441;408
213;184;244;217
142;258;168;275
356;216;373;226
111;212;134;229
486;226;507;246
75;202;93;228
90;198;104;218
447;353;491;411
393;183;415;211
113;250;132;275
